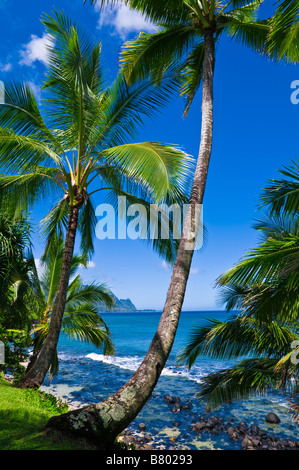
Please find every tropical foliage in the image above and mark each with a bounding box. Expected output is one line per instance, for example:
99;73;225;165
0;11;193;387
0;11;192;261
0;211;38;378
177;160;299;417
267;0;299;62
0;211;115;379
27;236;115;378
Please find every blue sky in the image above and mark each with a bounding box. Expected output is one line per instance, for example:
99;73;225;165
0;0;298;310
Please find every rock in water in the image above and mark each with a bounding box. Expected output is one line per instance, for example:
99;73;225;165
265;412;281;424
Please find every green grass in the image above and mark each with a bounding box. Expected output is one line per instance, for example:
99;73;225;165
0;376;95;450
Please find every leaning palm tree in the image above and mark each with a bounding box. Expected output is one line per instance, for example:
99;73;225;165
43;0;299;443
43;0;281;443
0;11;193;389
26;236;115;378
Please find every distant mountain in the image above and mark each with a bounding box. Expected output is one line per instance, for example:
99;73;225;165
97;293;137;313
97;293;156;313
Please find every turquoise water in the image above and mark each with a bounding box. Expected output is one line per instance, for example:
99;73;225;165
41;311;298;450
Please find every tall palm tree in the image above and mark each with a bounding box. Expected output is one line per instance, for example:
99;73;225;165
0;11;193;389
26;236;115;378
43;0;283;443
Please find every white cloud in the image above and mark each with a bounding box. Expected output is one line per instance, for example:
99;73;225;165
95;3;155;38
79;260;96;269
0;62;12;72
160;260;171;271
19;33;54;66
87;261;96;268
34;258;45;277
190;267;199;275
27;80;42;103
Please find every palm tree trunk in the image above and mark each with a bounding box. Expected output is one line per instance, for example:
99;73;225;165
19;205;80;389
25;339;40;373
45;29;215;444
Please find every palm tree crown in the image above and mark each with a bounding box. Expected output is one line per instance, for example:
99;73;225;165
118;0;273;115
0;10;193;261
0;11;193;389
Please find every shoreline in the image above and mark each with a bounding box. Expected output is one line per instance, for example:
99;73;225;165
40;384;299;451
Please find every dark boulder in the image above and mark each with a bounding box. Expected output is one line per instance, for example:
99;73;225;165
163;394;181;405
265;412;281;424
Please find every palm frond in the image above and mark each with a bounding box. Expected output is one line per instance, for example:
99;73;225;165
216;284;249;311
216;234;299;287
197;358;282;409
177;312;298;369
180;40;205;117
218;1;269;54
62;306;115;354
267;0;299;62
0;81;53;142
100;142;193;202
0;128;63;173
259;160;299;215
103;0;189;25
42;10;106;152
120;25;197;85
0;168;62;212
253;213;299;241
77;196;97;259
95;69;182;149
66;280;115;311
40;198;69;260
177;315;256;368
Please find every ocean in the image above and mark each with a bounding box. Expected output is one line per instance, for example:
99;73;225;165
40;310;298;450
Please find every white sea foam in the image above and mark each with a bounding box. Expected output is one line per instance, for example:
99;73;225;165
85;352;204;383
86;352;140;370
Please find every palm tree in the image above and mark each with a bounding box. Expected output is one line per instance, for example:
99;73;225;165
43;0;280;444
177;160;299;410
0;11;193;389
26;236;115;378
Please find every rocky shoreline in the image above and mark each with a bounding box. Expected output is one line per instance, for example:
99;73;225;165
36;382;299;451
120;395;299;451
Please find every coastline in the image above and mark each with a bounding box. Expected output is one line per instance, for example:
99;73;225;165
40;382;299;451
12;311;298;451
37;310;299;451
